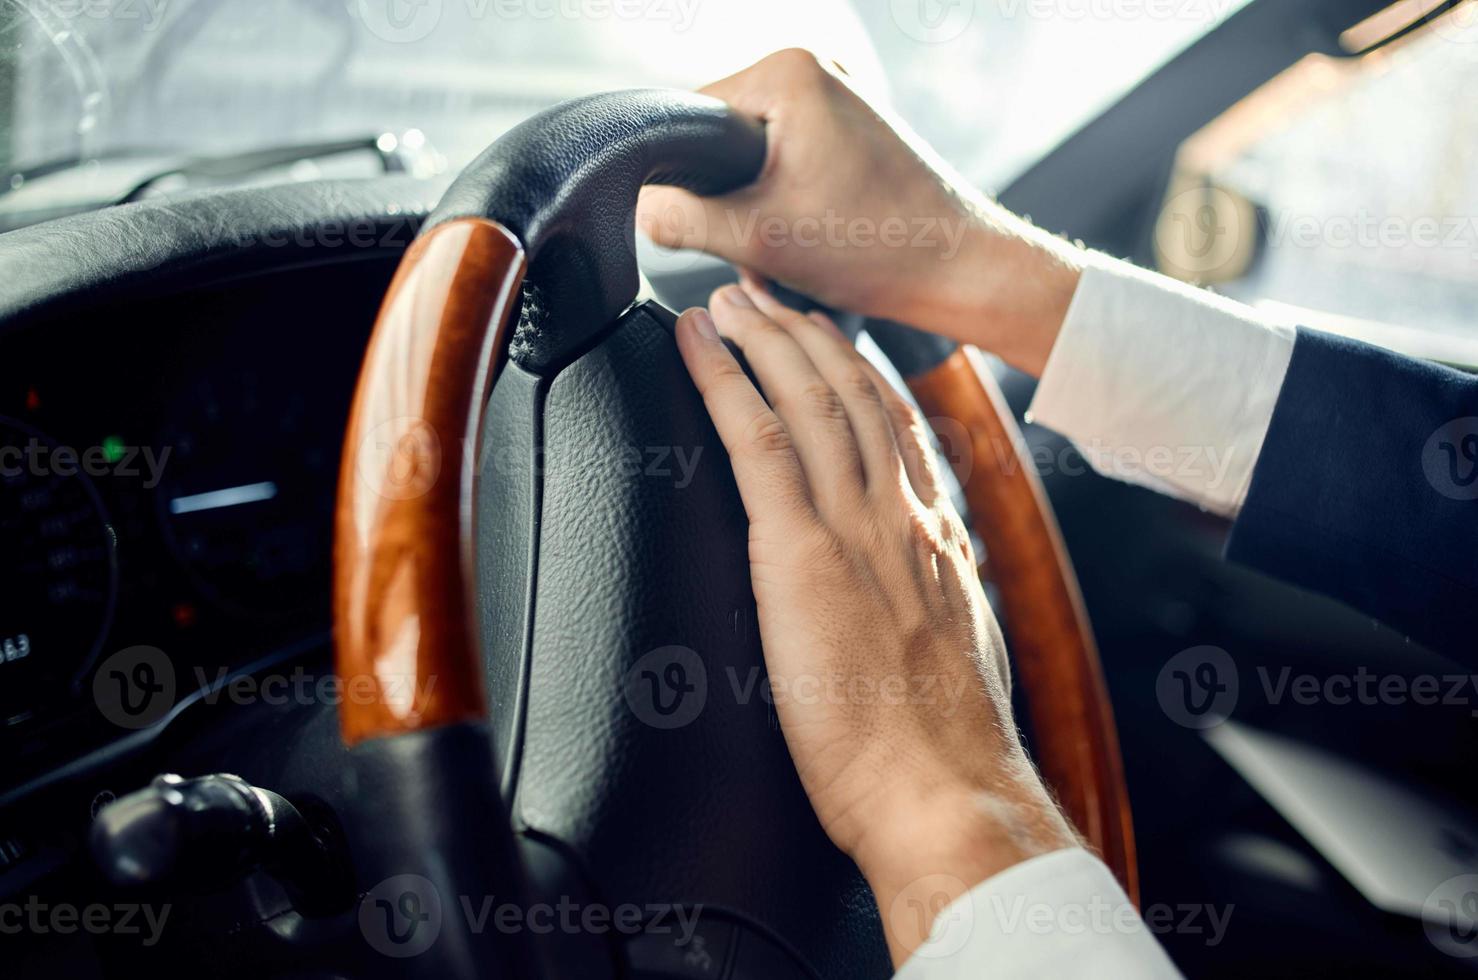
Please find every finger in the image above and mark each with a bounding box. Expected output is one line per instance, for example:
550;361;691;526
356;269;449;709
637;180;766;269
635;60;779;261
636;185;711;252
736;267;770;295
795;307;948;506
788;302;945;506
698;67;775;121
697;48;851;118
854;354;947;507
639;49;837;260
674;307;815;529
708;286;867;511
698;48;839;119
738;285;908;497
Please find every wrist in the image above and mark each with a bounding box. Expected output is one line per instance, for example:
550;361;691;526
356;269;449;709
850;772;1080;965
912;205;1085;378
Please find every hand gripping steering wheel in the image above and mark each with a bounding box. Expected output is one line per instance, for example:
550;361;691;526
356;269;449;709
332;90;1133;979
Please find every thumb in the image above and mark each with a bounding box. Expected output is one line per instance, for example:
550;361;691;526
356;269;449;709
636;184;749;264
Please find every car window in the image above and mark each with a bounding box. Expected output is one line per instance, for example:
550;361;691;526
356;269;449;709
1153;4;1478;363
0;0;888;180
2;0;1250;199
849;0;1255;190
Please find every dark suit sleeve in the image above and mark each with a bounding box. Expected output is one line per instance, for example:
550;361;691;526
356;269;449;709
1225;327;1478;657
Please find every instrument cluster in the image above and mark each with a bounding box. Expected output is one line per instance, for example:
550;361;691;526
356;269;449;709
0;259;393;787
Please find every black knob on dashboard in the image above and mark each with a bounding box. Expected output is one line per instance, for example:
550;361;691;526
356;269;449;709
90;772;351;915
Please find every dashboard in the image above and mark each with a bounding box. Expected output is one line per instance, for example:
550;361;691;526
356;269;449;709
0;254;400;795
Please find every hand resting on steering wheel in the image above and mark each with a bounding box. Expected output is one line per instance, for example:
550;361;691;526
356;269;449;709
675;281;1079;967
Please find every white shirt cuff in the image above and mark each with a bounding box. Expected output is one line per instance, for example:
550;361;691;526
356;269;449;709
895;849;1183;979
1027;256;1295;517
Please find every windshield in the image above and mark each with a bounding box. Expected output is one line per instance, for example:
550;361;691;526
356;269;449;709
1;0;1251;205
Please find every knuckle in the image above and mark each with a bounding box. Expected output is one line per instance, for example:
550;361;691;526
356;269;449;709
897;500;949;551
937;508;976;560
838;366;881;403
747;314;786;340
741;413;796;458
790;381;848;422
888;396;924;432
766;47;828;85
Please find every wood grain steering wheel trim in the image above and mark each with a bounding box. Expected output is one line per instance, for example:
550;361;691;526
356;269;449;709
335;217;526;745
905;347;1138;902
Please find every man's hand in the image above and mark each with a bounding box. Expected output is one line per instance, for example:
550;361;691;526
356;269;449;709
641;49;1086;377
673;281;1078;966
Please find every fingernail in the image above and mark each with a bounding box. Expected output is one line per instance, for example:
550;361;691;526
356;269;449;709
718;284;755;310
689;308;719;341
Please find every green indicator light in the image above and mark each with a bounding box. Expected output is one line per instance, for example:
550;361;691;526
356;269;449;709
101;435;126;465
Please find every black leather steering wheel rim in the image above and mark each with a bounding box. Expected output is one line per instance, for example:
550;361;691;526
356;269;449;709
426;89;766;372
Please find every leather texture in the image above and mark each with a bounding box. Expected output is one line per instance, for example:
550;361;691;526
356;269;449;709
424;90;766;373
0;175;446;332
494;301;892;978
342;724;537;979
475;361;545;796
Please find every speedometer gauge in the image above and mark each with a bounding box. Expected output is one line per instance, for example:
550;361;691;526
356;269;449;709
155;373;334;619
0;418;118;726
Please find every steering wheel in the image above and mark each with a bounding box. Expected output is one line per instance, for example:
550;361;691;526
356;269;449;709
333;90;1133;979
